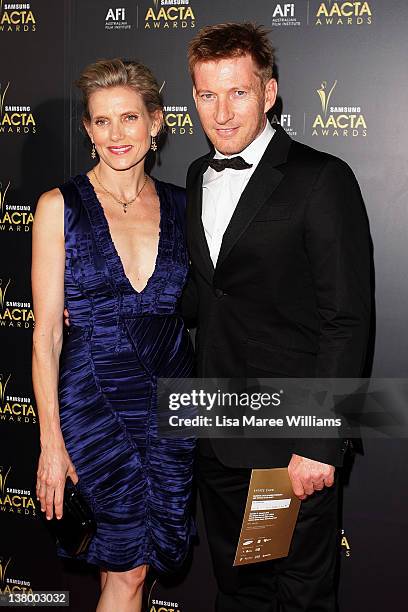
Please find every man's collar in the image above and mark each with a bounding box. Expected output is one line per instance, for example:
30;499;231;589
191;121;292;182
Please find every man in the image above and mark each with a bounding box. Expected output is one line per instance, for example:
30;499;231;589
182;22;371;612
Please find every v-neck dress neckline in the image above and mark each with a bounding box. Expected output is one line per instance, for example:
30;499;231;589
82;173;163;295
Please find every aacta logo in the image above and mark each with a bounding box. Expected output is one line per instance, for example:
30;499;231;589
0;1;36;32
145;0;195;29
312;80;367;137
0;180;34;232
0;82;36;135
164;105;193;135
0;373;37;425
341;528;351;557
161;81;194;135
0;466;37;518
315;1;372;25
0;556;33;595
0;278;35;328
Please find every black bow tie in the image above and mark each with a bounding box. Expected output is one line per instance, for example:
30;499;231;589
208;156;253;172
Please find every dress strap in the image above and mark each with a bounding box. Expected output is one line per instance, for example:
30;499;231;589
70;174;125;294
59;178;91;244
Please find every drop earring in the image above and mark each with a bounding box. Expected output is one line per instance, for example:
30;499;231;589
151;136;157;152
91;142;96;159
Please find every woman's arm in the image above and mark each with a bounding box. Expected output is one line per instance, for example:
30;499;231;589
32;188;78;521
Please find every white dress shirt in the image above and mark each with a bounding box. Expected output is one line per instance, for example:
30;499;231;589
202;120;275;267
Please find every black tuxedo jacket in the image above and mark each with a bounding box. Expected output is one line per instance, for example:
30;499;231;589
182;123;371;468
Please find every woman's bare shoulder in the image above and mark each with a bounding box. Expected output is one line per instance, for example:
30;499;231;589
37;187;64;208
34;188;64;229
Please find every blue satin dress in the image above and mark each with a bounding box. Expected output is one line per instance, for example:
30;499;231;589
57;174;195;572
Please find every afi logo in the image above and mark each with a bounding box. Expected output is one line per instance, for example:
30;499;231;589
280;114;292;127
273;3;295;18
106;8;125;21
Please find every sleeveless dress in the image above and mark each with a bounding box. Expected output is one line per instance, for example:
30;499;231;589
56;174;195;572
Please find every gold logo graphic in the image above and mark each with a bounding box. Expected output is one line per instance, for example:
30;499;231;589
0;278;35;329
0;179;34;232
0;179;10;216
0;466;37;517
0;555;32;594
0;1;36;32
0;466;11;497
0;278;10;310
0;82;36;135
0;556;11;589
317;80;337;117
312;79;367;137
145;0;195;30
0;373;11;404
0;82;10;118
315;1;372;26
0;372;37;425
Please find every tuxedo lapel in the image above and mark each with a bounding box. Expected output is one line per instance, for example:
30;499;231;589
187;155;215;281
216;124;292;270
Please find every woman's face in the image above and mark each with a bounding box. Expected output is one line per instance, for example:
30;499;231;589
85;85;161;171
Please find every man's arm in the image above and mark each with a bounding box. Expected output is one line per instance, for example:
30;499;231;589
304;158;371;378
289;158;371;498
181;156;208;329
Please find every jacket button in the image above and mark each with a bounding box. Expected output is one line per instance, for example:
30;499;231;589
214;288;225;298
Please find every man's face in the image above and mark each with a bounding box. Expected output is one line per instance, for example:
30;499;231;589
193;54;277;155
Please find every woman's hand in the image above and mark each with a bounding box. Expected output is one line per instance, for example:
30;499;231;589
36;442;79;520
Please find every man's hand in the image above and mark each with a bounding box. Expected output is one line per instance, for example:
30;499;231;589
288;454;335;501
63;308;70;327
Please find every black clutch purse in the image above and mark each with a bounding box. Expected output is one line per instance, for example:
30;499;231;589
46;479;97;556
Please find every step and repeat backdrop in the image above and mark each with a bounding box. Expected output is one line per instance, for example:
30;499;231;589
1;1;408;610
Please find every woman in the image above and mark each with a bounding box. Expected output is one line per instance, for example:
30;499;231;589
32;59;195;612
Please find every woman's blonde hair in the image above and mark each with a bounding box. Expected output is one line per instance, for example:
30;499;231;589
76;58;164;129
